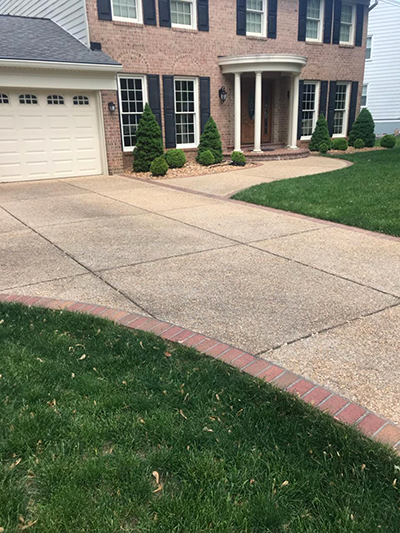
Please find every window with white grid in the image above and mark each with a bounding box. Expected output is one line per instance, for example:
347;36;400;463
47;95;65;105
112;0;142;23
306;0;323;41
175;78;198;148
365;36;372;60
361;84;368;107
246;0;266;36
73;95;90;106
19;94;38;104
0;94;9;104
301;83;319;138
118;76;147;151
340;3;355;44
333;83;349;136
171;0;196;28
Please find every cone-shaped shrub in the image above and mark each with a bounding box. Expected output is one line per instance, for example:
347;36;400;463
196;116;223;164
309;114;332;152
133;103;163;172
348;108;375;147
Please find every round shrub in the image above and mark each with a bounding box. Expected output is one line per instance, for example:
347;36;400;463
150;156;168;176
198;150;214;166
354;138;365;149
380;135;396;149
332;138;348;151
231;151;246;166
165;149;186;168
319;143;329;154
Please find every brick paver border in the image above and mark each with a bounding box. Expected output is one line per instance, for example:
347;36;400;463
1;292;399;452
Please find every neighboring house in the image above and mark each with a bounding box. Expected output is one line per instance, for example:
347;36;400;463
362;0;400;135
0;0;369;182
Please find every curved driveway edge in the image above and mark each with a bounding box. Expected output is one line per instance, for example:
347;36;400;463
1;292;399;453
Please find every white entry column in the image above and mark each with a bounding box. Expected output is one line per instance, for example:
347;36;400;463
288;74;300;149
234;72;242;152
253;71;263;152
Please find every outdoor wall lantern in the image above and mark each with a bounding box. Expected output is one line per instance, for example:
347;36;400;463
108;101;116;113
219;86;227;103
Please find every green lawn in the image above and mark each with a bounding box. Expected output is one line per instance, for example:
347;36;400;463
1;304;399;532
233;146;400;236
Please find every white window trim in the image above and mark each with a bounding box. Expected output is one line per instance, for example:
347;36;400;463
306;0;325;43
332;82;351;138
300;81;321;141
365;35;373;61
246;0;267;38
360;84;368;108
111;0;143;24
117;74;148;153
171;0;197;30
174;76;200;149
339;3;356;46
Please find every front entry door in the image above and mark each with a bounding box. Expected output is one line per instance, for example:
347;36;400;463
241;78;272;146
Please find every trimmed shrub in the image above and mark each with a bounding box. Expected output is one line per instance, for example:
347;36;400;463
319;143;329;154
354;138;365;149
332;138;349;151
150;156;168;176
348;108;375;147
198;150;214;166
231;151;246;166
133;103;163;172
309;114;332;152
165;149;186;168
380;134;396;149
196;117;223;164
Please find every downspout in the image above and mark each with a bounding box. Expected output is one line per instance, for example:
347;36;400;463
369;0;379;12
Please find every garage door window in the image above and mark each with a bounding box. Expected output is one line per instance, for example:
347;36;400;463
47;95;65;105
19;94;38;104
0;94;9;104
73;95;90;106
118;75;147;151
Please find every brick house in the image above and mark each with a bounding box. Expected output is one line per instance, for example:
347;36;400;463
0;0;369;182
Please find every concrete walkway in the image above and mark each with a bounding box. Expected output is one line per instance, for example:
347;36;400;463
1;159;399;426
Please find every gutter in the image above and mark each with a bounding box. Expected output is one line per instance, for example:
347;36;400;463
369;0;379;11
0;58;122;73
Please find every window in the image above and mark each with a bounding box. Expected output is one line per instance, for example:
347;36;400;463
174;78;199;148
0;93;9;104
118;76;147;151
73;95;90;106
171;0;196;28
340;3;355;44
361;84;368;107
19;94;38;104
333;83;350;136
306;0;323;41
246;0;266;36
47;95;64;105
366;36;372;60
112;0;142;23
301;82;320;138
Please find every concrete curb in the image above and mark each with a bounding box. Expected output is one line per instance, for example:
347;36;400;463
1;292;399;452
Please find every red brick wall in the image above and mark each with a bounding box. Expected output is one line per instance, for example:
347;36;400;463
87;0;368;173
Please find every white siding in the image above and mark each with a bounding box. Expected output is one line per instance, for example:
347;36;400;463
364;0;400;133
0;0;89;45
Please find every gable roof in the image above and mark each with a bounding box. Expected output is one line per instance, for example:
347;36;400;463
0;15;120;67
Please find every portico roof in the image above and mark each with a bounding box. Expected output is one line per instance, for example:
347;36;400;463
218;54;307;74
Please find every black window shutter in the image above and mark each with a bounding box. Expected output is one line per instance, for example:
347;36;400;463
332;0;342;44
163;75;176;148
144;0;157;25
348;81;359;133
97;0;112;20
355;4;364;46
147;75;162;128
237;0;246;36
199;77;211;134
298;0;307;42
198;0;209;31
327;81;337;136
268;0;278;38
323;0;333;44
159;0;171;27
297;80;305;140
319;81;329;117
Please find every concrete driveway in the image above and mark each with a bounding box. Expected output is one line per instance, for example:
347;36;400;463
1;160;399;425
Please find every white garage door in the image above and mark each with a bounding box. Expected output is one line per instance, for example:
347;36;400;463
0;90;103;182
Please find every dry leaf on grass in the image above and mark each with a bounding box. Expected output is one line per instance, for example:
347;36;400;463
152;471;163;493
79;354;86;361
179;409;187;420
10;458;22;470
